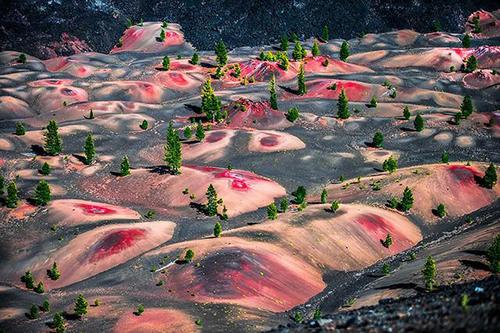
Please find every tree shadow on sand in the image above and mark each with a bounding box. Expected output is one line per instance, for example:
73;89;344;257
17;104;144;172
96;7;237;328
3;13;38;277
459;259;490;272
278;85;299;95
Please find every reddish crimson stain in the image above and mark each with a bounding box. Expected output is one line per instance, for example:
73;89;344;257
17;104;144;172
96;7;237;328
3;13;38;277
447;165;481;186
225;98;286;129
77;203;117;215
260;135;279;147
238;59;296;81
89;229;146;262
291;79;371;101
206;131;227;143
170;62;197;71
168;72;188;85
185;165;269;184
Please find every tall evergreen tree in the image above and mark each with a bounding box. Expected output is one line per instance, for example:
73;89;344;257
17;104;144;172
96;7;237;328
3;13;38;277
162;55;170;70
464;55;477;72
53;312;65;333
33;180;51;206
185;249;194;261
40;162;51;175
382;233;393;248
337;89;350;119
400;186;414;211
460;95;474;118
486;234;500;273
190;52;200;65
482;163;497;189
297;63;307;95
6;181;18;208
120;156;130;176
267;202;278;220
84;133;96;165
205;184;219;216
34;281;45;293
322;25;329;42
372;132;384;148
292;186;306;204
214;221;222;237
321;189;328;204
422;256;437;291
41;299;50;312
462;34;471;48
74;294;88;318
159;29;166;41
280;35;289;51
201;79;223;122
403;106;411;120
44;120;62;156
30;304;39;319
292;41;306;61
164;121;182;174
441;151;449;164
195;122;205;141
414;113;425;132
215;40;228;66
269;74;278;109
48;262;61;280
21;271;35;289
280;198;289;212
311;40;320;56
472;15;482;33
339;41;350;61
183;126;192;140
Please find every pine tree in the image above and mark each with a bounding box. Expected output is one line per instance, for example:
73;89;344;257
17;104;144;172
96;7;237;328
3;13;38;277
269;74;278;109
214;222;222;237
162;55;170;70
414;113;424;132
337;89;350;119
205;184;218;216
330;200;340;213
403;106;411;120
278;52;289;70
400;186;414;211
120;156;131;176
482;163;497;189
17;53;27;64
6;181;18;208
464;55;477;73
382;263;391;275
292;41;305;61
34;281;45;293
215;40;228;66
441;151;449;164
84;133;96;165
339;41;350;61
372;132;384;148
320;189;328;204
382;233;393;248
460;95;474;118
422;256;437;291
383;155;398;173
311;40;320;56
201;79;223;122
48;262;61;280
454;112;462;125
369;96;377;108
279;198;288;212
159;29;166;41
195;122;205;141
140;119;148;130
286;106;300;122
185;249;194;261
190;52;200;65
472;15;482;33
53;312;65;333
74;294;89;317
41;299;50;312
44;120;62;156
297;63;306;95
294;312;303;323
21;271;35;289
15;122;26;135
313;308;321;320
292;186;306;204
462;34;471;48
486;234;500;273
38;162;50;176
183;126;192;140
322;25;329;42
164;121;182;175
30;304;39;319
436;203;446;218
280;35;289;51
267;202;278;220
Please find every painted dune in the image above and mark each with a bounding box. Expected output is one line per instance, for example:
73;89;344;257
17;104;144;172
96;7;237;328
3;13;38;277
224;99;291;130
113;308;198;333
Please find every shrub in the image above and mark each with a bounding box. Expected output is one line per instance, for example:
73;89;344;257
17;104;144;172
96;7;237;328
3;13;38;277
185;249;195;262
17;53;27;64
312;40;320;56
382;233;393;248
33;180;51;206
313;308;321;320
195;122;205;141
21;271;35;289
320;189;328;204
382;263;390;275
140;119;148;130
486;234;500;273
40;162;51;175
120;156;131;176
183;126;192;140
462;34;471;48
190;52;200;65
403;106;411;120
74;294;89;317
48;262;61;280
454;112;462;125
383;155;398;173
41;299;50;312
436;203;446;218
441;151;449;164
286;106;300;122
482;163;497;189
368;96;377;108
135;304;145;316
422;256;437;291
372;131;384;148
162;56;170;70
330;200;340;213
279;198;288;212
214;222;222;237
34;281;45;293
339;41;349;61
294;312;303;323
414;113;424;132
267;202;278;220
292;186;306;204
15;122;26;135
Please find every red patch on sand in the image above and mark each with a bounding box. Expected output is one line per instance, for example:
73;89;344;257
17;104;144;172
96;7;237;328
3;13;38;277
260;135;279;147
29;79;74;87
355;214;409;252
223;99;288;130
289;79;372;101
89;229;146;262
238;59;297;81
447;165;481;187
205;131;227;143
185;165;270;185
77;203;117;215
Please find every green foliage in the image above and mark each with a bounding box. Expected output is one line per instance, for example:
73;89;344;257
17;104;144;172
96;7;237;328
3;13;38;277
190;52;200;65
144;210;156;219
195;122;205;141
294;311;303;323
472;15;482;33
280;35;289;51
6;181;19;208
286;106;300;123
44;120;62;156
313;308;321;320
162;55;170;70
460;293;469;311
339;41;350;61
372;131;384;148
205;184;219;216
330;200;340;213
436;203;446;218
48;262;61;280
53;312;65;333
311;40;320;56
15;122;26;135
135;304;145;316
140;119;148;130
403;106;411;120
267;202;278;220
162;21;168;29
41;299;50;312
138;18;143;27
231;63;241;78
482;163;497;189
159;29;166;41
214;66;223;79
74;294;88;317
38;161;51;176
320;189;328;204
383;155;398;173
322;58;329;67
120;156;131;176
337;88;350;119
201;79;223;122
292;41;306;61
388;197;399;209
382;263;390;275
464;55;477;73
17;53;27;64
368;96;377;108
34;281;45;293
30;304;39;319
297;63;306;95
269;74;278;109
292;186;306;204
185;249;195;261
432;19;442;32
21;271;35;289
322;25;329;42
164;121;182;175
382;233;393;248
183;126;192;140
462;34;471;48
441;151;449;164
400;186;414;211
414;113;424;132
84;133;96;165
214;222;222;237
215;40;228;66
454;112;462;125
279;198;288;212
278;52;289;70
460;95;474;118
422;256;437;291
486;234;500;273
